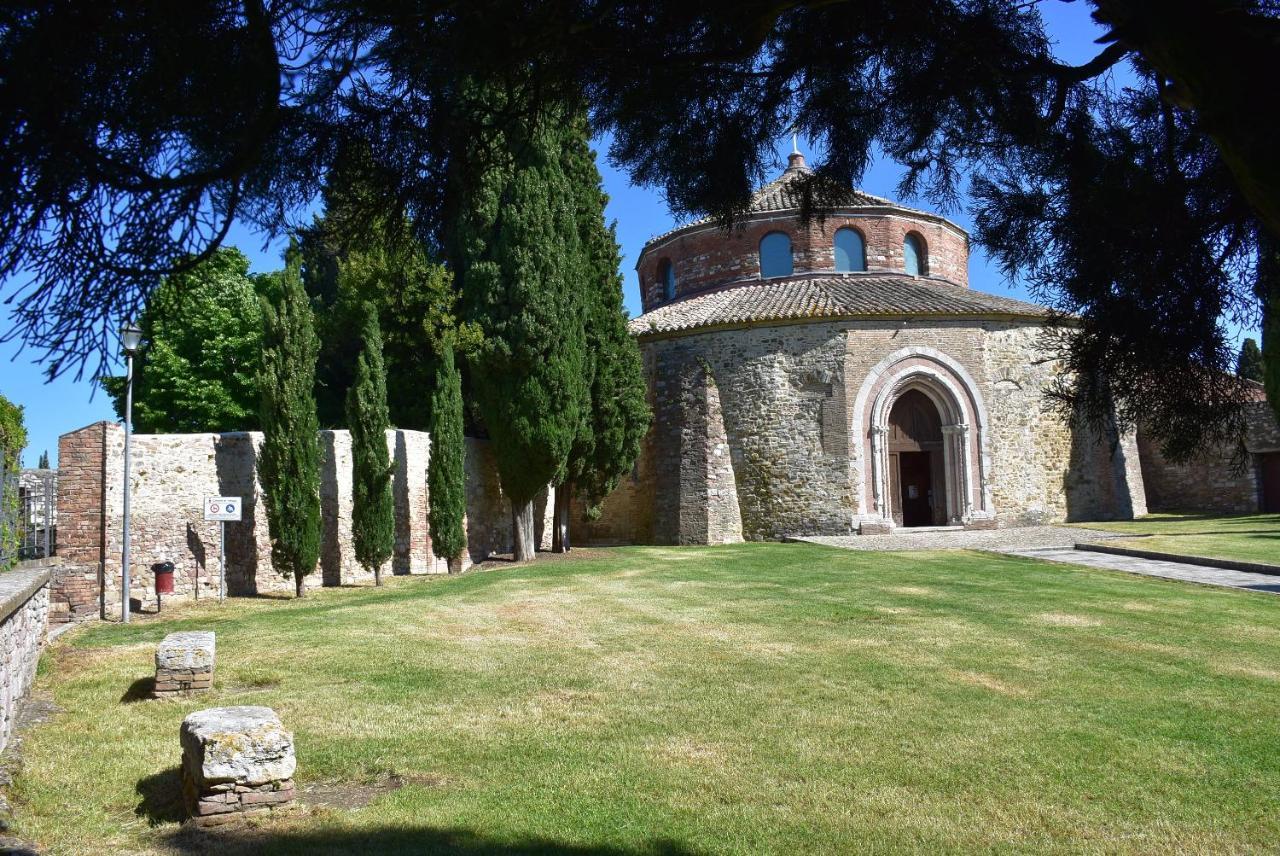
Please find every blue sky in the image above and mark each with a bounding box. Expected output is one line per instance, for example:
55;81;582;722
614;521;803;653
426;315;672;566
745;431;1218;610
0;3;1256;467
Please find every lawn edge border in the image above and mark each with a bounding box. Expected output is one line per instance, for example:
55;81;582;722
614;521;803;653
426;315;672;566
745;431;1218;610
1074;542;1280;577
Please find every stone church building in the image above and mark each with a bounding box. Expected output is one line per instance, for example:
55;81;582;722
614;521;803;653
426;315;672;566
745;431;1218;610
586;151;1160;544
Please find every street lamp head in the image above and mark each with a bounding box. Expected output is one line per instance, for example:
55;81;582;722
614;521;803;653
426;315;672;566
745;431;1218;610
120;322;144;355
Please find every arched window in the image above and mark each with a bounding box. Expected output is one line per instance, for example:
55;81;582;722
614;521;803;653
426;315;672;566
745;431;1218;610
903;233;926;276
834;228;866;273
660;259;676;301
759;232;793;278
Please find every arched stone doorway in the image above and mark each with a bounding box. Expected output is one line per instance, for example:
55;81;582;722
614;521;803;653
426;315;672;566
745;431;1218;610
886;390;946;526
852;347;996;531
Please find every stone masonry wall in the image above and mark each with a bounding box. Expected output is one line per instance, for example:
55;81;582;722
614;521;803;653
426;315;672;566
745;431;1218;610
1138;430;1257;514
58;423;516;610
644;322;853;541
1;566;50;754
983;326;1146;524
615;318;1144;543
1137;399;1280;514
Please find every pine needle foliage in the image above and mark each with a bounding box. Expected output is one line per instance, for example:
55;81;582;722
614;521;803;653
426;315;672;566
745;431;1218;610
346;304;395;585
428;342;467;566
258;256;322;598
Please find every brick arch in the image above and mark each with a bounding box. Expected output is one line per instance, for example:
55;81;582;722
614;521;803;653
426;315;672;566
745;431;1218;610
852;347;995;527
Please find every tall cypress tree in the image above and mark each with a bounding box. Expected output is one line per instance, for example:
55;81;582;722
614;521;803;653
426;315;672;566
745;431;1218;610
428;341;467;571
258;256;322;598
554;119;651;551
1237;337;1264;383
347;305;395;586
453;92;589;562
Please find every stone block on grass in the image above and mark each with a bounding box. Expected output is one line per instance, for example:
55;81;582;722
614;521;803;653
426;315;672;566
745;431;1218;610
180;705;296;823
153;631;216;698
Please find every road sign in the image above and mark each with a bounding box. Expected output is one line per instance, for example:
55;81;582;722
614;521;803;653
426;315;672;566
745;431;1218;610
203;496;242;522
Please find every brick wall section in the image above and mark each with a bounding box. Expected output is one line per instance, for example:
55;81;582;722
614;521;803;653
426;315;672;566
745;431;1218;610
639;212;969;311
1138;400;1280;513
56;422;109;565
1;566;49;754
56;424;520;608
48;560;99;624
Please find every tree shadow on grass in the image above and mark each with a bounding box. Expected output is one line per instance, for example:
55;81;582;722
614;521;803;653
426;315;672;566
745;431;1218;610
120;676;155;703
136;767;187;826
162;825;697;856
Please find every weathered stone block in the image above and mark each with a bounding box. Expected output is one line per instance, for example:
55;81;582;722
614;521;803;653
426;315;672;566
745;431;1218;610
180;706;296;820
153;631;215;697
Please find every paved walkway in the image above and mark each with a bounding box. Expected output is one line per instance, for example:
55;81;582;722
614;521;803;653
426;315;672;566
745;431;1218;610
796;526;1280;595
1001;547;1280;595
796;525;1123;552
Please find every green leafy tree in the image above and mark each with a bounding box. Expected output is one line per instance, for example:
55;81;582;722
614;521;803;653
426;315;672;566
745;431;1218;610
428;342;467;570
453;91;589;562
37;450;49;470
1237;337;1264;383
0;394;26;568
301;144;460;430
346;306;395;586
102;248;268;433
258;257;322;598
554;120;651;551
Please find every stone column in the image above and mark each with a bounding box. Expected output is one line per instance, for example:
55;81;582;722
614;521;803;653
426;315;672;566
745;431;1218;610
942;423;972;523
869;425;892;528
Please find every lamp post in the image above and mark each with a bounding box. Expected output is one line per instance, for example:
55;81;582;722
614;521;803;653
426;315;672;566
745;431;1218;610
120;321;143;623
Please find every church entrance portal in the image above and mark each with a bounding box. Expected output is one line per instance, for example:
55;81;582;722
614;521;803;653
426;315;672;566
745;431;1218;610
887;390;946;527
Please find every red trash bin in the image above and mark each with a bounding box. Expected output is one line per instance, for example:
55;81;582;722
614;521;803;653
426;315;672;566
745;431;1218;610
154;562;175;595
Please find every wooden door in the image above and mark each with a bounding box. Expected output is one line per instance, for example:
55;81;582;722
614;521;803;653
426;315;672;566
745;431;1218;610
899;451;933;527
1262;453;1280;513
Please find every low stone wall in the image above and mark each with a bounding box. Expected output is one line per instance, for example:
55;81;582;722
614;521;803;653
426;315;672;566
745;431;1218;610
57;423;521;609
1;566;50;754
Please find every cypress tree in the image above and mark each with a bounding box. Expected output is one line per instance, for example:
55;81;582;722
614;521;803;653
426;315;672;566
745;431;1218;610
428;342;467;571
258;257;322;598
552;120;651;551
1237;337;1264;383
346;305;395;585
453;94;589;562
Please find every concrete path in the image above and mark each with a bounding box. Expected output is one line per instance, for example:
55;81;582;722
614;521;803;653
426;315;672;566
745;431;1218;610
1001;547;1280;595
796;526;1280;595
796;525;1123;553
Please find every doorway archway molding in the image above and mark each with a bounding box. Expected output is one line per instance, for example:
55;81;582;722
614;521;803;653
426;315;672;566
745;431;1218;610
852;346;995;529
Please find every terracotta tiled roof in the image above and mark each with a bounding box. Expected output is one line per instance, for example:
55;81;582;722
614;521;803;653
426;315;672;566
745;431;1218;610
644;157;944;247
628;274;1051;338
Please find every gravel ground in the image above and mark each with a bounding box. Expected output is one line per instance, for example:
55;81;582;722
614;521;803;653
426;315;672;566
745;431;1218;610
792;525;1126;552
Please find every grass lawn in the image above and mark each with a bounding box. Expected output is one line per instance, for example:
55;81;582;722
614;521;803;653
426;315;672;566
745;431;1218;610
11;543;1280;854
1077;512;1280;565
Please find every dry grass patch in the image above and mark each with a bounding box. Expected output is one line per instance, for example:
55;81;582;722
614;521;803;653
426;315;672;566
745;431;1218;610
1036;612;1102;627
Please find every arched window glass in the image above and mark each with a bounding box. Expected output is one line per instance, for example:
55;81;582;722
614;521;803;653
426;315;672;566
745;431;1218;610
759;232;793;278
903;233;925;276
834;228;866;272
660;260;676;301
